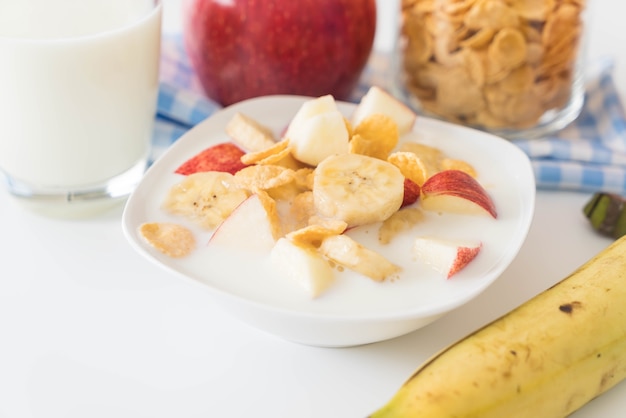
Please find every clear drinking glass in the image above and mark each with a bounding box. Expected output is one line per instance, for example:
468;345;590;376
0;0;162;212
394;0;588;139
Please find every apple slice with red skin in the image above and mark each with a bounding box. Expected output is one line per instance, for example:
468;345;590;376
402;178;421;208
420;170;497;218
175;142;249;175
207;193;278;253
413;237;482;279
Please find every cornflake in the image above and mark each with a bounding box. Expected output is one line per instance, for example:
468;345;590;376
139;222;196;258
388;151;430;186
379;207;425;245
350;113;399;160
240;139;289;165
287;191;317;233
234;164;295;192
287;221;348;249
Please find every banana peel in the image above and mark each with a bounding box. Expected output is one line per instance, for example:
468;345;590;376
369;235;626;418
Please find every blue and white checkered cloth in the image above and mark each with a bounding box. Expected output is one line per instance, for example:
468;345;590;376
154;34;626;195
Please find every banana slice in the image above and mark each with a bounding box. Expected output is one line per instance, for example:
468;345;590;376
319;234;401;281
313;153;405;226
163;172;250;229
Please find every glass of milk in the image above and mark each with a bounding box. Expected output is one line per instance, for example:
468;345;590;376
0;0;161;213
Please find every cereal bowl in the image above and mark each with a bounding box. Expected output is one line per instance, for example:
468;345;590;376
122;95;535;347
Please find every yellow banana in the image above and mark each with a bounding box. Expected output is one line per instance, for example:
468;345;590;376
370;235;626;418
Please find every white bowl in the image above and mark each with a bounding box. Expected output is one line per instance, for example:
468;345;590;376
122;95;535;347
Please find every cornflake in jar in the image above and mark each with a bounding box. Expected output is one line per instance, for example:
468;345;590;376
397;0;588;138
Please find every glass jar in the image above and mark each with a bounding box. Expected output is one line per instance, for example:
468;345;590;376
394;0;589;139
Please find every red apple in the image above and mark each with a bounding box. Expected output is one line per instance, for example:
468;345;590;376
420;170;497;218
182;0;377;106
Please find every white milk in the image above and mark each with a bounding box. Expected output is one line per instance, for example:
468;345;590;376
0;0;161;193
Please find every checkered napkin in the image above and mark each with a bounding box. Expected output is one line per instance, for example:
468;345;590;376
154;34;626;195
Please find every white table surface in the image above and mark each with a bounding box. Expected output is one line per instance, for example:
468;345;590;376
1;1;624;417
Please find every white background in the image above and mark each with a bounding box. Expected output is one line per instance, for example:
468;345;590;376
1;1;625;417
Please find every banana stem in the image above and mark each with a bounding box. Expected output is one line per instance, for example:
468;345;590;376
583;192;626;239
